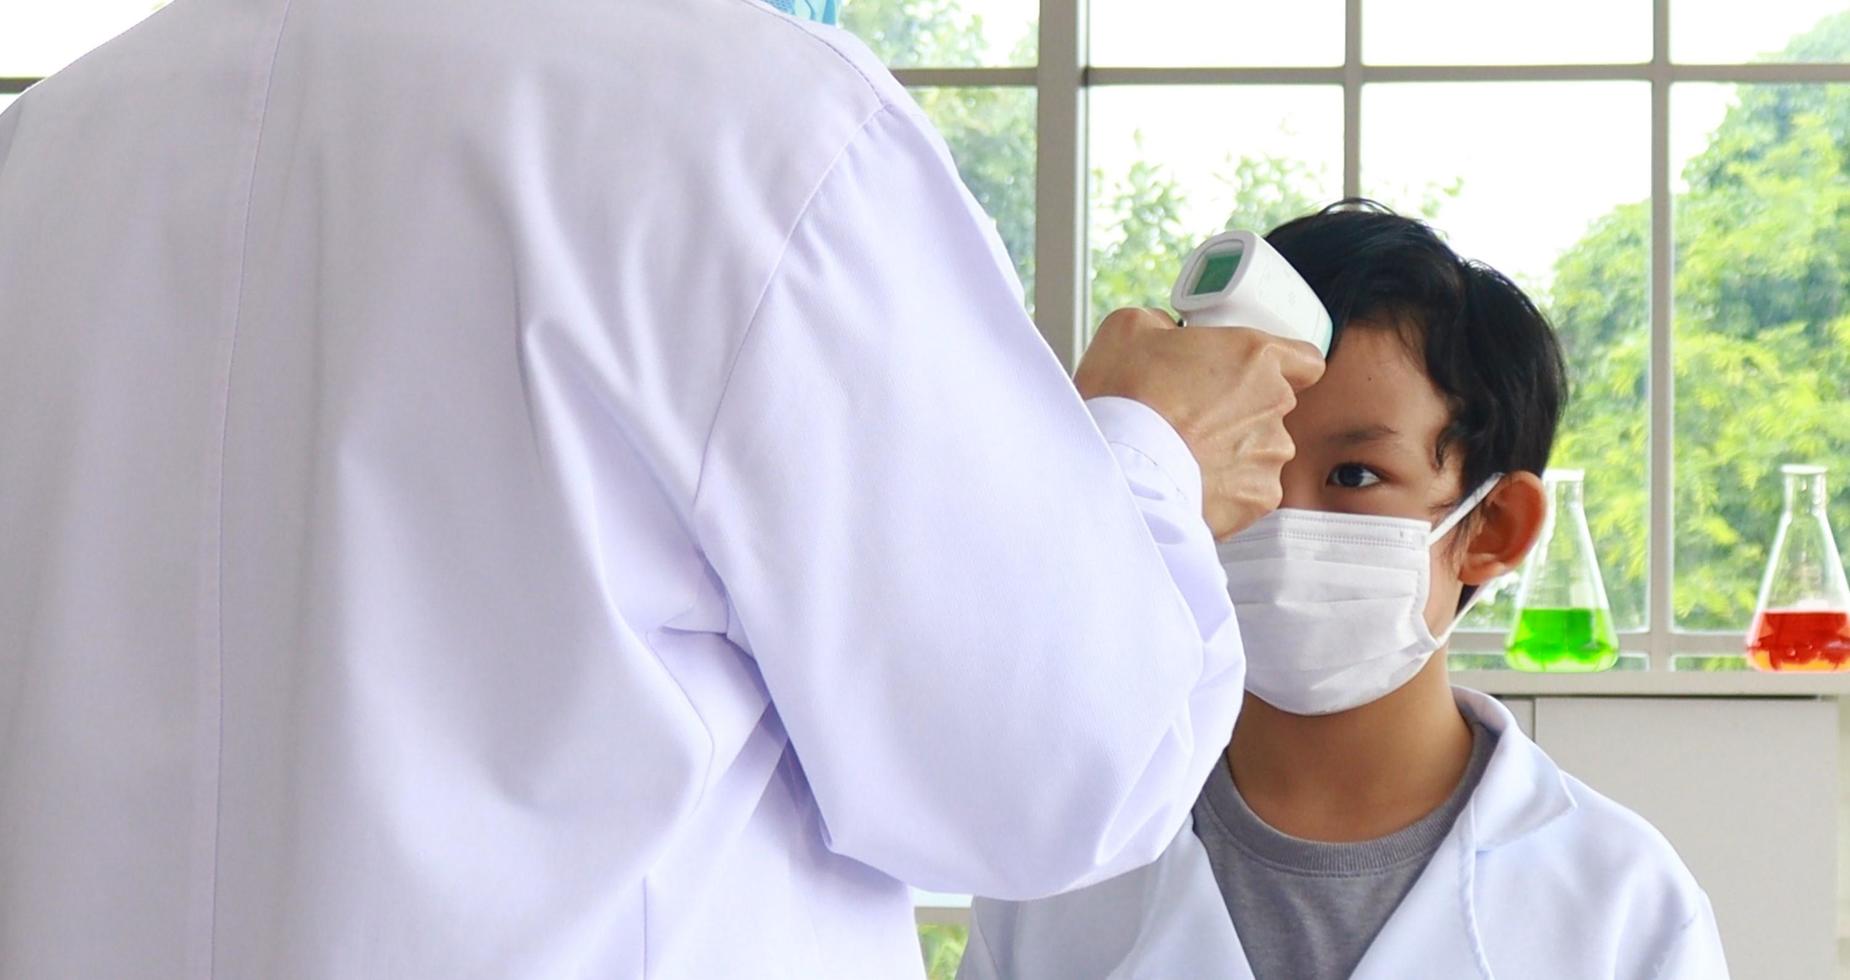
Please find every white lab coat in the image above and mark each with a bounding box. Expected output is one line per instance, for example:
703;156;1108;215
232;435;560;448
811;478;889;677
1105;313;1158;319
961;689;1730;980
0;1;1246;977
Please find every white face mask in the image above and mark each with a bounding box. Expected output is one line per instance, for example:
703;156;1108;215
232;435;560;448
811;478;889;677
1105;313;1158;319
1217;477;1504;716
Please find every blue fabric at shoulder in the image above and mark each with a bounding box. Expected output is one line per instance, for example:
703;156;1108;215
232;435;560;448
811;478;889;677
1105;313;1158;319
761;0;839;25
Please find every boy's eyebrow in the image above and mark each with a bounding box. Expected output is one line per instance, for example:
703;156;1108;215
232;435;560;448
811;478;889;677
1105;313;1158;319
1328;424;1404;447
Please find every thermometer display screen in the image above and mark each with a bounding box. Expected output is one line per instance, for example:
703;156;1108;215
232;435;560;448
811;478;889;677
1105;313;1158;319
1191;247;1244;296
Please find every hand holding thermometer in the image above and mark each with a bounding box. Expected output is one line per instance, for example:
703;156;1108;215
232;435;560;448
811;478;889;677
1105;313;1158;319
1077;230;1329;538
1170;230;1333;357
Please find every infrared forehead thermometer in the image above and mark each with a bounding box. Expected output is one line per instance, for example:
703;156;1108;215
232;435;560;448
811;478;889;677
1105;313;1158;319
1171;230;1333;356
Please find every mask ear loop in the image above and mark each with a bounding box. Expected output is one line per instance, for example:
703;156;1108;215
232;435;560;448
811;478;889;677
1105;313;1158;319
1427;474;1507;646
1426;474;1507;546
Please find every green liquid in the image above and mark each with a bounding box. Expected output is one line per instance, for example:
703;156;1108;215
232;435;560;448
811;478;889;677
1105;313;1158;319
1505;607;1620;673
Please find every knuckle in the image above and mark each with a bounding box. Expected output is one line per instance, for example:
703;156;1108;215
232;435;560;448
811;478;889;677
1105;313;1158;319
1096;309;1141;339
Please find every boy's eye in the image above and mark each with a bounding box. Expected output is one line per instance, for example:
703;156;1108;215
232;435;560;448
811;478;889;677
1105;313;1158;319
1329;464;1383;489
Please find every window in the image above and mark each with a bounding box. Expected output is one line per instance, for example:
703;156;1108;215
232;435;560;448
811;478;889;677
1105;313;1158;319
1362;79;1653;637
845;0;1850;681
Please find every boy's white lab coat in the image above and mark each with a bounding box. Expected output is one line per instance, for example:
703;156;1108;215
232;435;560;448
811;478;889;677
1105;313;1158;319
0;1;1246;977
961;689;1730;980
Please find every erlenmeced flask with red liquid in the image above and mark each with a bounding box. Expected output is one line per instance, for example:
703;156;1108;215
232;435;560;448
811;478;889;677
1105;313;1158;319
1747;465;1850;673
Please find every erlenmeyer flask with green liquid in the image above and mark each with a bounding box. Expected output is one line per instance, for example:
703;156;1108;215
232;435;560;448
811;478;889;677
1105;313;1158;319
1505;470;1620;672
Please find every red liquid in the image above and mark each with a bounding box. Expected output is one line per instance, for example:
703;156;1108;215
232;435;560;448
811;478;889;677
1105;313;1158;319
1747;610;1850;672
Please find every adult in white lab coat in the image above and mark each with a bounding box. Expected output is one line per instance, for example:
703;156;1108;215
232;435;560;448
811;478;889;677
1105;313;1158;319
959;690;1728;980
0;0;1321;977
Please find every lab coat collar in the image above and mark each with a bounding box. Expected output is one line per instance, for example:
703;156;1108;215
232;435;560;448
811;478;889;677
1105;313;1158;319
1119;827;1254;980
1071;687;1579;979
1451;687;1578;850
1345;825;1489;980
1342;688;1576;980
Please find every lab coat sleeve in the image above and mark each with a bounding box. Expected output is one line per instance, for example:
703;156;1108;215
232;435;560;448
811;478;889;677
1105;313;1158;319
955;905;1005;980
1084;394;1219;558
1650;896;1730;980
689;102;1245;900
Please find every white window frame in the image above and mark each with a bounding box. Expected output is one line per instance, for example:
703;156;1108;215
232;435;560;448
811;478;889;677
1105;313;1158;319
893;0;1850;683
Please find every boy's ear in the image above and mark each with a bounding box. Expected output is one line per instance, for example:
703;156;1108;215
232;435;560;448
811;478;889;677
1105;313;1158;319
1458;471;1548;587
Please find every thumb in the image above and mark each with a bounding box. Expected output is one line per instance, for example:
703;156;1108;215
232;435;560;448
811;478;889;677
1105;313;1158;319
1271;338;1326;391
1142;307;1182;330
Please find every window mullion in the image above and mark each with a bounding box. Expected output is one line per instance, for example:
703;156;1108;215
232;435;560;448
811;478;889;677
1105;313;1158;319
1649;0;1676;665
1343;0;1362;199
1034;0;1087;370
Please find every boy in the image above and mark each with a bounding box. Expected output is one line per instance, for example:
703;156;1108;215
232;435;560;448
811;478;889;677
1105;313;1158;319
958;202;1727;979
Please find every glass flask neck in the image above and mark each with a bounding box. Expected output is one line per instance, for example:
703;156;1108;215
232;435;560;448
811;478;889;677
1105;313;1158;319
1785;469;1829;515
1516;471;1611;615
1548;474;1586;513
1757;465;1850;616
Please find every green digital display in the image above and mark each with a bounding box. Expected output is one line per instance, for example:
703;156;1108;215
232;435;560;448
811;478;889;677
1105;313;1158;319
1191;246;1245;296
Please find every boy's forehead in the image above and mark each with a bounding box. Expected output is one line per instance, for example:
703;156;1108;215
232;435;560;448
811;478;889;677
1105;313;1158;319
1295;326;1452;458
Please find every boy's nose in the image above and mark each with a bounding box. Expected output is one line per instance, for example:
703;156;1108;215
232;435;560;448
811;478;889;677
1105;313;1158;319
1277;459;1324;512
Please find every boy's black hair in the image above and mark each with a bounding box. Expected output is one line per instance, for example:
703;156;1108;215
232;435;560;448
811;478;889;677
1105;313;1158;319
1266;200;1568;597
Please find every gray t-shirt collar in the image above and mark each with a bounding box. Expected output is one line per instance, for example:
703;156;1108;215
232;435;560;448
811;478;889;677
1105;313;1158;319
1199;720;1496;877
